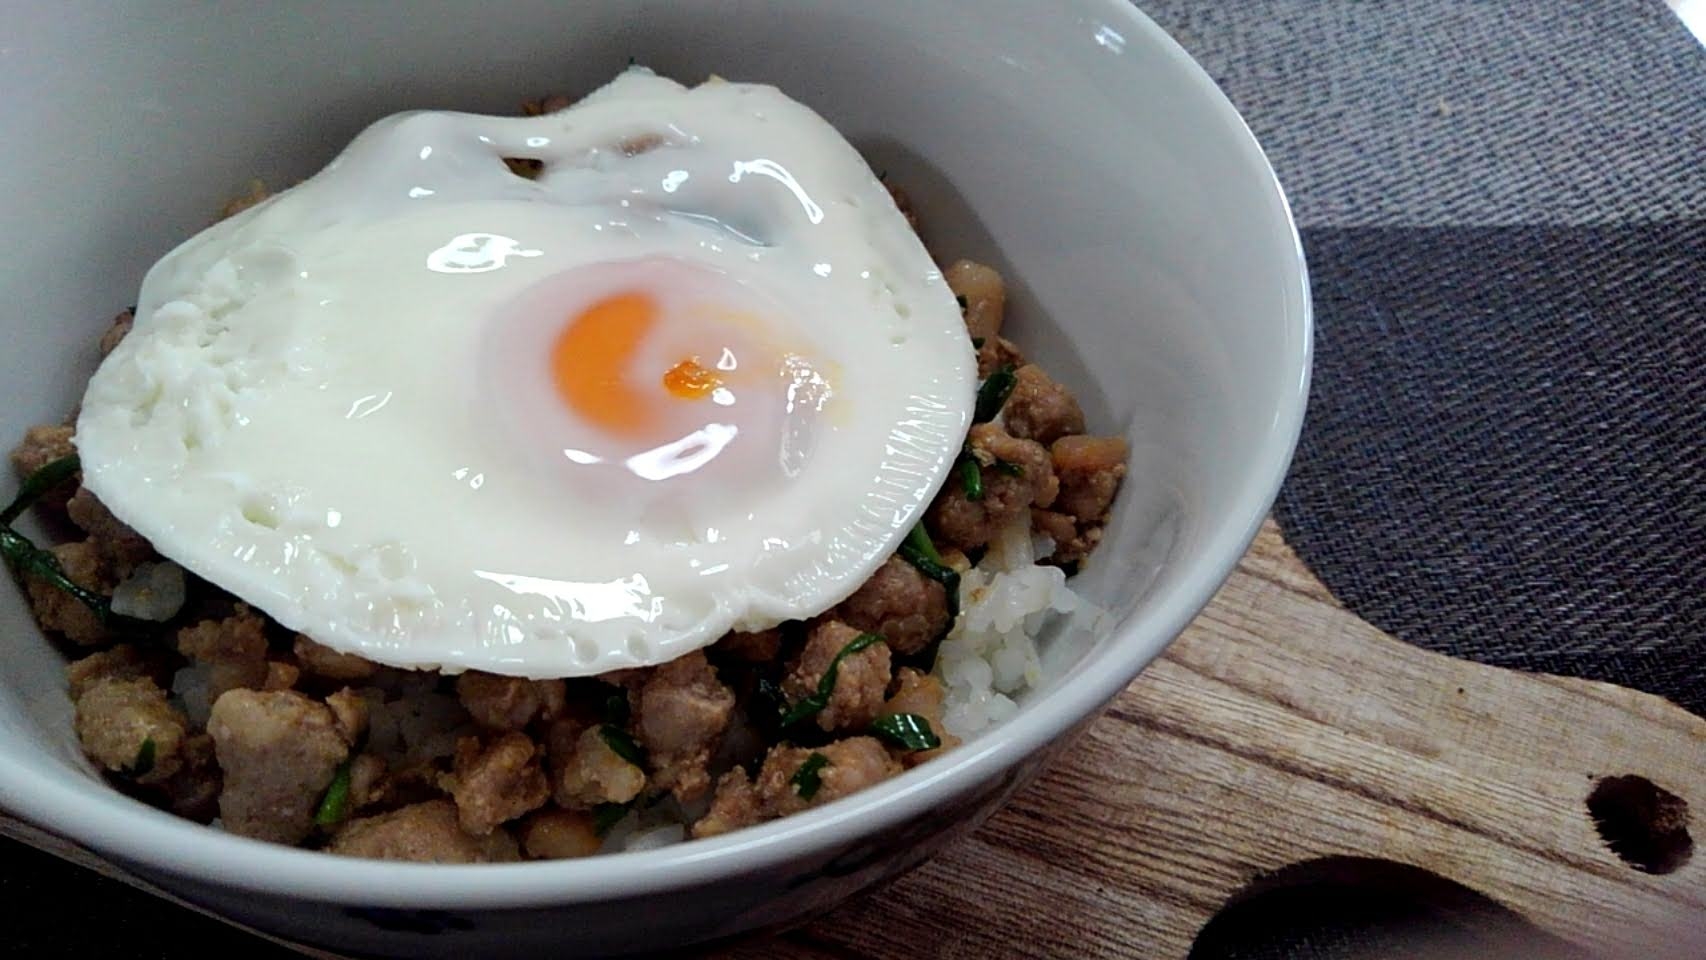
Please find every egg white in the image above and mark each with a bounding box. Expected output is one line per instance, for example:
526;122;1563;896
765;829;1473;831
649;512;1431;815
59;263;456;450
75;70;975;677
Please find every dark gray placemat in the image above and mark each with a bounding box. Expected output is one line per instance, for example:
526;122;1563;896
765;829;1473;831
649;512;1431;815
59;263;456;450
1139;0;1706;719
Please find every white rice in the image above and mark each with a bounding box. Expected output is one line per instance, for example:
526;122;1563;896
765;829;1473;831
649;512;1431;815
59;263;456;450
170;661;215;728
110;561;187;622
936;512;1095;739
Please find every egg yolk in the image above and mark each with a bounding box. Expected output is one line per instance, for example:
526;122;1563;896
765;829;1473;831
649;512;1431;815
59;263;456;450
550;292;725;436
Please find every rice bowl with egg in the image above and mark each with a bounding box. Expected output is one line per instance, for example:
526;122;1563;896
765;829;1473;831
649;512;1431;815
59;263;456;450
5;68;1128;859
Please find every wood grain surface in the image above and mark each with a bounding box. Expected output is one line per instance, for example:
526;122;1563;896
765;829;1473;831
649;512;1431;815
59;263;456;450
6;520;1703;958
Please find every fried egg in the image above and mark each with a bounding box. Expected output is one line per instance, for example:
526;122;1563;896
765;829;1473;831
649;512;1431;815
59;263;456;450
74;69;975;677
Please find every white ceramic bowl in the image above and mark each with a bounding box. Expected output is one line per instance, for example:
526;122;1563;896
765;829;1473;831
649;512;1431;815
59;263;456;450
0;2;1310;956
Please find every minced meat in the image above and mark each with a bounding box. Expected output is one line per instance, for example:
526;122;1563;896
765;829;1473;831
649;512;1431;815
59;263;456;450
329;799;520;863
635;650;734;803
927;423;1058;551
834;556;949;657
784;620;892;734
206;688;349;844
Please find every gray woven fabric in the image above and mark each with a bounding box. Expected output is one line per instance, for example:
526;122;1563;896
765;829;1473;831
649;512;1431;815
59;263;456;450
1144;0;1706;226
1141;0;1706;719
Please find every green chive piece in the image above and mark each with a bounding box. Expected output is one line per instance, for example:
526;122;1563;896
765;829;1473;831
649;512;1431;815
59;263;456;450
129;737;157;778
314;760;353;827
898;524;960;622
602;691;630;726
592;801;632;837
994;459;1025;477
780;633;884;728
869;713;942;751
1;453;79;525
0;527;113;620
973;364;1018;423
599;724;645;767
790;752;830;800
958;455;983;501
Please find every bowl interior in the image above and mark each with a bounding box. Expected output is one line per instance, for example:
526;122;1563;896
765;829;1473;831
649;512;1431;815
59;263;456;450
0;0;1308;903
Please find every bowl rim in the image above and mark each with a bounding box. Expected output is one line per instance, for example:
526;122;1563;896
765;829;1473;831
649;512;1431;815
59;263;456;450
0;0;1313;911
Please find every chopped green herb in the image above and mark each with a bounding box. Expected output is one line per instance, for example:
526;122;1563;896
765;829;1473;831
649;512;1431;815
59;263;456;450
1;453;78;525
129;737;157;778
780;633;884;728
973;364;1018;423
790;752;830;800
869;713;941;751
0;527;113;620
592;801;632;837
754;675;788;725
898;524;960;621
314;760;353;827
602;691;630;726
970;336;985;349
958;455;983;501
599;724;645;767
994;459;1025;477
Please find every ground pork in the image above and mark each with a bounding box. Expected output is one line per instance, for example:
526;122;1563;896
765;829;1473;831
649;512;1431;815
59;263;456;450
159;732;221;823
1030;507;1098;565
217;180;270;220
518;809;602;859
944;259;1005;341
25;540;113;646
713;628;782;663
976;335;1026;379
696;737;903;836
177;605;271;701
177;605;269;661
328;799;520;863
547;720;646;809
1051;434;1129;525
449;732;548;836
521;94;573;116
1003;364;1085;446
885;182;920;233
346;753;388;813
66;644;170;700
263;660;300;692
98;309;133;357
635;650;735;803
292;635;379;683
784;620;892;734
834;556;949;657
455;671;566;732
10;424;75;502
757;738;900;817
73;677;187;785
927;423;1058;551
691;768;762;839
65;486;155;574
207;688;349;845
325;687;368;745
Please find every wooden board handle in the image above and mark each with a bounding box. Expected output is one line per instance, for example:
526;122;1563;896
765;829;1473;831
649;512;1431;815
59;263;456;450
726;521;1705;958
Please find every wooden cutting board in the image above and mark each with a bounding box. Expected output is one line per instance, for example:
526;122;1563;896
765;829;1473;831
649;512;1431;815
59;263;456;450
6;519;1702;957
